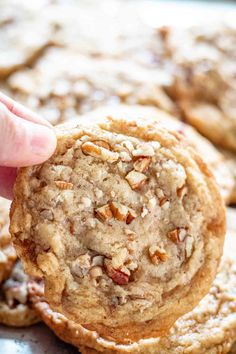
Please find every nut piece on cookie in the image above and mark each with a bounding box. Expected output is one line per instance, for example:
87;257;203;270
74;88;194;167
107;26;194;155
95;205;113;222
10;111;225;344
149;245;168;264
125;170;148;189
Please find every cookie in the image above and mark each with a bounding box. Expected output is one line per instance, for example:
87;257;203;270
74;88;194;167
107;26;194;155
0;1;52;78
7;47;174;126
7;46;234;202
85;105;235;204
220;149;236;204
10;112;225;343
44;0;168;69
230;343;236;354
163;25;236;151
0;260;40;327
0;197;17;284
29;208;236;354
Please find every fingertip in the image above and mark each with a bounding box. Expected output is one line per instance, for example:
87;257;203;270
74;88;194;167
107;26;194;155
30;125;57;164
0;103;57;168
0;167;17;200
0;91;53;128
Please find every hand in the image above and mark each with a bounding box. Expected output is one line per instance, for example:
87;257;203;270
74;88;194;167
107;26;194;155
0;92;56;200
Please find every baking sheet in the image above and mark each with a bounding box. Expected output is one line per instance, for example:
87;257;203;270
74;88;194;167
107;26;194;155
0;324;79;354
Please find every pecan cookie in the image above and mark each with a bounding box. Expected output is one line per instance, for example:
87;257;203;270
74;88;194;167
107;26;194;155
29;208;236;354
7;47;174;125
220;149;236;204
10;112;225;343
0;197;17;284
164;25;236;151
86;105;235;204
0;260;40;327
230;344;236;354
0;0;52;79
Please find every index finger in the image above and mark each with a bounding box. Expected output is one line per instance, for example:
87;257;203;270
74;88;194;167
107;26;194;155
0;92;53;128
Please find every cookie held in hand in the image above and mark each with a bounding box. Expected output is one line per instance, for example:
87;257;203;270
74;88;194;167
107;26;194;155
10;112;225;343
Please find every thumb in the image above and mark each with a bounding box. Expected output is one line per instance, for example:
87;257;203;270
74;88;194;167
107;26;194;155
0;102;57;167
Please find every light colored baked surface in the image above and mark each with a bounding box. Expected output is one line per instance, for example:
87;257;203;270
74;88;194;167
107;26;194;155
7;47;173;126
230;343;236;354
0;261;40;327
1;1;235;165
220;150;236;204
163;25;236;151
0;1;52;79
29;208;236;354
10;112;225;343
0;198;17;284
0;0;235;349
85;105;235;204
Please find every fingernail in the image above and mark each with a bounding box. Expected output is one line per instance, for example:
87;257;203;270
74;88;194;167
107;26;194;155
30;125;57;157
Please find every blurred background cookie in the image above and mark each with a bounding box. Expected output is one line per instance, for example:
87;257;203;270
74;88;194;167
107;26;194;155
0;261;40;327
0;198;17;284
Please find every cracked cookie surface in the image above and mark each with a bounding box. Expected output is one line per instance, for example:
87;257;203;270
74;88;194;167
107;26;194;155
10;112;225;343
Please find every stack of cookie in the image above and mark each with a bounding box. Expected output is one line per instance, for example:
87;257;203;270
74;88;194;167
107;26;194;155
0;1;236;353
0;199;40;327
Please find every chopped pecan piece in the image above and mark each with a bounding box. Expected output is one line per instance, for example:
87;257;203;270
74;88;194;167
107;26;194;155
71;254;91;278
109;202;137;224
110;202;129;222
126;208;137;224
125;229;136;241
81;141;103;156
168;228;187;243
91;140;111;150
149;245;168;264
168;229;179;243
132;144;155;157
133;157;151;173
92;255;104;267
104;260;129;285
147;197;156;210
119;151;132;162
125;170;147;189
95;204;113;222
89;266;103;278
185;235;194;258
55;181;73;190
141;206;149;218
159;197;168;207
81;141;119;163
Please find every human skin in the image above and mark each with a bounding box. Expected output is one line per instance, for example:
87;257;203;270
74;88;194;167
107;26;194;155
0;92;56;199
